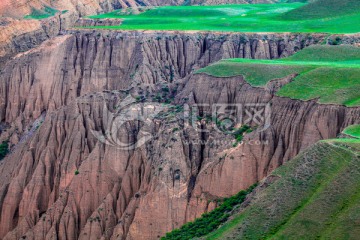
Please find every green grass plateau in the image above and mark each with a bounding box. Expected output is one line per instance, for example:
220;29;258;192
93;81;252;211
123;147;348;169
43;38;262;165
343;125;360;139
197;45;360;107
87;0;360;33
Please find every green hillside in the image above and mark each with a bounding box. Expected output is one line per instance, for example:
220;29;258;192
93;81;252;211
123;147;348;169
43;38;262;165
281;0;360;20
343;125;360;139
86;0;360;33
205;138;360;240
197;45;360;107
163;133;360;239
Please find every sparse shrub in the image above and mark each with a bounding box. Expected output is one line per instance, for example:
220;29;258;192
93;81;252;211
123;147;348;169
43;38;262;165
0;141;9;160
162;86;170;93
233;125;252;144
75;170;80;175
330;37;342;45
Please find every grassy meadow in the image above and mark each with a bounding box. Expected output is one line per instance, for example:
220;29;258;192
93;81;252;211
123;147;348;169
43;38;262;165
87;0;360;33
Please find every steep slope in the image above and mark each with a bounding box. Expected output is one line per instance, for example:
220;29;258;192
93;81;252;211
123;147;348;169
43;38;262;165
0;31;323;129
198;138;360;239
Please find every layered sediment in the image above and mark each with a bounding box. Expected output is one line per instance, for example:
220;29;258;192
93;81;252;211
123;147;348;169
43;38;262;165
0;30;359;239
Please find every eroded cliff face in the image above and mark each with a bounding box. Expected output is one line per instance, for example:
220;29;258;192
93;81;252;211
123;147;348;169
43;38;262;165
0;31;326;124
0;31;359;239
0;10;80;67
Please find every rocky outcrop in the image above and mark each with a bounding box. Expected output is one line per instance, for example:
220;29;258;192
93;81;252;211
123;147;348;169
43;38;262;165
0;11;78;67
0;31;359;239
75;18;123;28
0;72;359;239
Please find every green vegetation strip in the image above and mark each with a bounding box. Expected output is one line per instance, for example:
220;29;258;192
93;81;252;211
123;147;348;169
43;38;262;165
161;184;257;240
197;45;360;107
204;139;360;239
86;0;360;33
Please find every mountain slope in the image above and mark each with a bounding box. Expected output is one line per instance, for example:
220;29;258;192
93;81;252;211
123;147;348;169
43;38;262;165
163;137;360;239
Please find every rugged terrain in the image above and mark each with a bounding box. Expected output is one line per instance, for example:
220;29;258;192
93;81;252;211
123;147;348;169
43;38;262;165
201;138;360;239
0;0;360;239
0;30;359;239
166;137;360;240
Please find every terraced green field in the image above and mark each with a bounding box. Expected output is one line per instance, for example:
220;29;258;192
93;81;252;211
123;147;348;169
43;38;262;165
87;0;360;33
197;45;360;107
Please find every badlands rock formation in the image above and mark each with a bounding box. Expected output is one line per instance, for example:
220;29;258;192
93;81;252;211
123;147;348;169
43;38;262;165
0;31;324;133
0;30;359;239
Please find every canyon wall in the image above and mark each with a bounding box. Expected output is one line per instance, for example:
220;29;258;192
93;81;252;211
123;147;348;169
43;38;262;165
0;31;359;239
0;31;325;124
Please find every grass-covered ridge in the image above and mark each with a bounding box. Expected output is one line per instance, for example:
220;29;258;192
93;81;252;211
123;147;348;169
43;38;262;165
197;45;360;107
203;138;360;239
343;125;360;139
86;0;360;33
24;6;59;20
